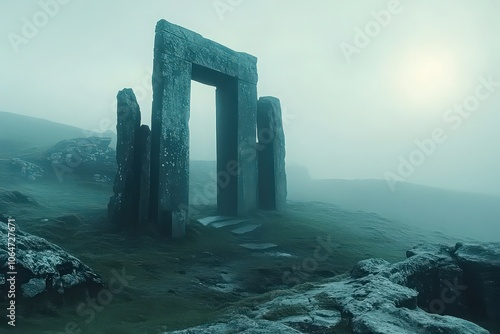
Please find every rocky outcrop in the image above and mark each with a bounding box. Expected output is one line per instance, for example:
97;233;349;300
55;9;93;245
455;243;500;326
9;158;45;180
42;136;115;181
0;216;102;303
169;315;302;333
165;243;499;334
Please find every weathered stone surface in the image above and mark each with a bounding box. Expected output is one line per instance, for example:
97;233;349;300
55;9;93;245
108;89;141;229
138;125;151;227
214;80;241;216
151;19;259;237
454;243;500;326
351;258;391;278
384;243;500;332
9;158;45;180
235;80;258;214
0;134;115;183
42;136;115;181
163;243;499;333
0;217;102;302
155;20;258;85
151;56;191;238
257;96;287;210
166;315;301;334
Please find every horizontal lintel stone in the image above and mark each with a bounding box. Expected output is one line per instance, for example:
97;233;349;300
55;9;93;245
155;19;257;85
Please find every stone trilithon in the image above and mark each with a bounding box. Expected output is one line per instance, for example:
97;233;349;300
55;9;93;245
109;20;287;238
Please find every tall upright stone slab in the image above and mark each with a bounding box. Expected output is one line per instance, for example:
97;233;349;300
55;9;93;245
151;19;259;238
108;89;142;228
257;96;287;210
138;124;151;227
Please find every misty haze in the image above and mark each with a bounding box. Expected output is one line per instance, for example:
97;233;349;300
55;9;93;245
0;1;499;333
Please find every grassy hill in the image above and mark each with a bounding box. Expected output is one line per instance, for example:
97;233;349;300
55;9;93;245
287;174;500;242
1;110;496;244
0;111;113;157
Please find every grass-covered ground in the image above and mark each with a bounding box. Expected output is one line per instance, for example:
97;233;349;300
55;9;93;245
1;170;457;333
0;112;480;333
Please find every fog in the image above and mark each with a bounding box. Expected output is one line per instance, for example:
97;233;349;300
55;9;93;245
1;0;500;195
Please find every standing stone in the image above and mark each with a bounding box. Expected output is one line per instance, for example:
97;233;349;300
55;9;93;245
108;89;142;229
150;56;191;239
138;125;151;227
257;96;287;210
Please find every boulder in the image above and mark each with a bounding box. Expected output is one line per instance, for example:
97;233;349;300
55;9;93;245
0;217;102;304
41;136;116;182
9;158;45;180
454;243;500;325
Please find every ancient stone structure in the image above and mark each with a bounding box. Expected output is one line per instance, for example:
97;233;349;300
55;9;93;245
257;97;287;210
109;20;287;238
108;89;147;230
150;19;261;238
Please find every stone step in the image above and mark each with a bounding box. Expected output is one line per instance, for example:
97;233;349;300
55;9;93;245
196;215;232;226
211;219;248;229
231;224;261;235
238;243;277;250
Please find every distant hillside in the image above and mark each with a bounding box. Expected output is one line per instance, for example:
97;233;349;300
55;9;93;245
1;110;496;242
0;111;115;156
288;175;500;242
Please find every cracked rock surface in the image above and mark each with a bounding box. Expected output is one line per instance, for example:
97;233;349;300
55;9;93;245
0;216;102;301
166;243;499;333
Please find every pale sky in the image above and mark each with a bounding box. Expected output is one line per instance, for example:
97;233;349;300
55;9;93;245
1;0;500;195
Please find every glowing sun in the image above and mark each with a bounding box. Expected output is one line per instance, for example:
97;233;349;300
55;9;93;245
392;47;461;107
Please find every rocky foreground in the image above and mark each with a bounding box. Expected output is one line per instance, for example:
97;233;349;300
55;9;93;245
0;215;102;304
0;214;498;333
167;242;500;334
